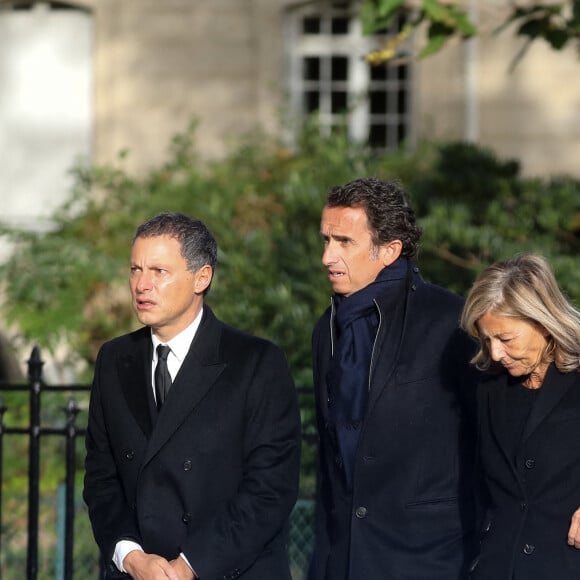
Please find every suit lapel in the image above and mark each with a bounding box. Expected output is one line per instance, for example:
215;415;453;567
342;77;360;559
117;328;154;437
143;307;227;464
522;364;575;441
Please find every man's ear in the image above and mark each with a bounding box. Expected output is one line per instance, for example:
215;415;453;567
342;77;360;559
380;239;403;267
193;265;213;294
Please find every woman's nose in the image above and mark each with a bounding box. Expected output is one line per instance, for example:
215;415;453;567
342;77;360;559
489;340;504;361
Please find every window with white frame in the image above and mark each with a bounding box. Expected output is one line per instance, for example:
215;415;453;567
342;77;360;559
286;1;412;149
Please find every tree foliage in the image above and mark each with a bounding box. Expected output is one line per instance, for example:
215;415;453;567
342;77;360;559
361;0;580;65
361;0;477;62
0;121;578;386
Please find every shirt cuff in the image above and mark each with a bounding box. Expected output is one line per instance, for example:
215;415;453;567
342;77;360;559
113;540;144;572
180;552;196;576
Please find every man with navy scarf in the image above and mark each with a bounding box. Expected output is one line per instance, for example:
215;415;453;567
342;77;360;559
308;178;479;580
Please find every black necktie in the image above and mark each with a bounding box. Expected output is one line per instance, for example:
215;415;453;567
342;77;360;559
155;344;172;410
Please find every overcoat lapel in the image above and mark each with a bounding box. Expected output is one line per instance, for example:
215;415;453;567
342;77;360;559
143;308;227;465
365;265;412;413
485;378;517;476
316;300;334;423
521;364;575;442
117;328;154;437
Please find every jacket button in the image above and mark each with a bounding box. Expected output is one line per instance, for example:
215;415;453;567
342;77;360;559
523;543;535;555
355;506;367;519
182;512;191;524
525;458;536;469
413;266;419;273
124;450;134;461
183;460;192;471
520;502;528;511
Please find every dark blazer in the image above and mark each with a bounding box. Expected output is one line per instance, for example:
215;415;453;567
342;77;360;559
471;364;580;580
83;306;301;580
309;262;479;580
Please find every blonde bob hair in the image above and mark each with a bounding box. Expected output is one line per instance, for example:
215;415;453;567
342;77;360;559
461;254;580;373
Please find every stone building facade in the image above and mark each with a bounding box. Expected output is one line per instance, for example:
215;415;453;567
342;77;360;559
1;0;579;231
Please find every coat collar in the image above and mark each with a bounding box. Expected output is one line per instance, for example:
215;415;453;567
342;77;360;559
487;363;577;457
318;261;422;420
143;306;227;464
522;363;576;441
115;307;227;454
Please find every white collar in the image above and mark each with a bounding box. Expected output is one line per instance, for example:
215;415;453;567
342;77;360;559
151;307;204;362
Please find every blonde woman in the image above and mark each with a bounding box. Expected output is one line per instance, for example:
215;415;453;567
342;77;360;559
462;253;580;580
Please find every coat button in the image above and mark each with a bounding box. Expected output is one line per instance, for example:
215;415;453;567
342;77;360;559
523;543;535;555
183;460;192;471
182;512;191;524
124;450;134;461
525;458;536;469
355;506;367;519
520;502;528;511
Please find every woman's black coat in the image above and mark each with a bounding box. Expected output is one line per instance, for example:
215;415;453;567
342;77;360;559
471;364;580;579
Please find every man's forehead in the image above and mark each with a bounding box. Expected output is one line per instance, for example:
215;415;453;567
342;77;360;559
321;206;369;232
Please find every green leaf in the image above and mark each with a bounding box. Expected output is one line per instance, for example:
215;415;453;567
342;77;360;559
360;0;403;34
420;21;454;58
376;0;406;18
545;27;570;49
448;6;477;36
422;0;453;23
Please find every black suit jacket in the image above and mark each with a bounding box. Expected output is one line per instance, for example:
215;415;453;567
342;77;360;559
83;306;301;580
471;365;580;580
309;262;479;580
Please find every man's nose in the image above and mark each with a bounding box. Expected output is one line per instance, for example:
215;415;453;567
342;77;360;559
134;272;151;292
322;243;336;266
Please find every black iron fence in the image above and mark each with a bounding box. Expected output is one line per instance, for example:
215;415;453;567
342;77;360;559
0;347;316;579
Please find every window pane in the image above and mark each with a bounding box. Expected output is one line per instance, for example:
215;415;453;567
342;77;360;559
397;89;407;114
331;56;348;81
304;91;320;113
303;57;320;81
303;16;321;34
369;91;387;114
397;64;407;81
369;64;388;81
331;17;349;34
331;91;348;113
398;123;407;143
368;124;387;148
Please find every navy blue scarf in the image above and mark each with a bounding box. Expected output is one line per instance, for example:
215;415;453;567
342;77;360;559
327;258;407;487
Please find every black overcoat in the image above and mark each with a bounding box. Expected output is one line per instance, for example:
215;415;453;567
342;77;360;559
471;364;580;579
309;262;479;580
83;306;301;580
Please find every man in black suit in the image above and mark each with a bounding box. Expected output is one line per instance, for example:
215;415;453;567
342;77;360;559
84;212;301;580
308;178;478;580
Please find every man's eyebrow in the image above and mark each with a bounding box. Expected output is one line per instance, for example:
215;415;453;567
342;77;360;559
320;231;352;240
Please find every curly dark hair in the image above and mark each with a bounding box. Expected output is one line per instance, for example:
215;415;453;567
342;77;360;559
326;178;423;258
